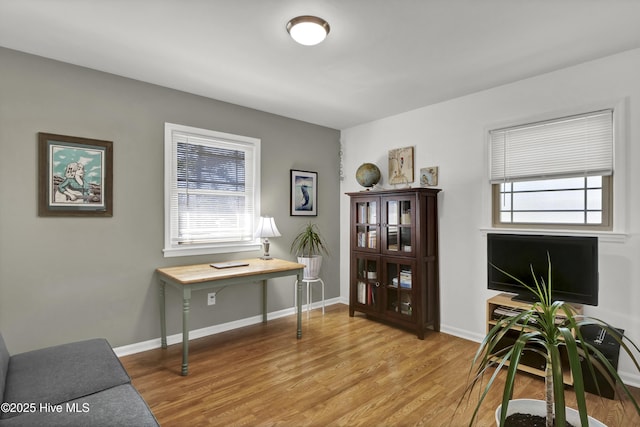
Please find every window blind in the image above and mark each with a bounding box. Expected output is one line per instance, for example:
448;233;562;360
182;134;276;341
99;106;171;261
169;132;256;245
490;109;613;183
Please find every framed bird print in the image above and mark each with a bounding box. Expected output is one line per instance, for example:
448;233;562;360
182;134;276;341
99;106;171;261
290;169;318;216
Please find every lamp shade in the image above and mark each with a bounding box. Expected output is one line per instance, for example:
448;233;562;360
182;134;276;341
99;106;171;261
286;16;330;46
255;216;281;238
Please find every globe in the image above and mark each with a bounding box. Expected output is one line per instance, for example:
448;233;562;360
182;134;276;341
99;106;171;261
355;163;381;188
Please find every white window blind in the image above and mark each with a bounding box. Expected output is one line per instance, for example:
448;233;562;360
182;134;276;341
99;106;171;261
490;109;613;183
164;123;260;256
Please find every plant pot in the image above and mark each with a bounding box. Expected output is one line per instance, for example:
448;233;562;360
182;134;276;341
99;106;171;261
298;255;322;280
495;399;607;427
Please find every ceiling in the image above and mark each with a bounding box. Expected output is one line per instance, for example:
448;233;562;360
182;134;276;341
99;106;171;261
1;1;640;130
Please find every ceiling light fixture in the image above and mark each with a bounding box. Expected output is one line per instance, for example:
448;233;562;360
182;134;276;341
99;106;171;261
286;15;330;46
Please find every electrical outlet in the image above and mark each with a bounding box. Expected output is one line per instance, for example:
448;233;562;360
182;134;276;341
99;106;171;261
207;292;216;306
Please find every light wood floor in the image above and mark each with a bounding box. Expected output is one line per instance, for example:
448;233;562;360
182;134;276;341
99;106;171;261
120;304;640;426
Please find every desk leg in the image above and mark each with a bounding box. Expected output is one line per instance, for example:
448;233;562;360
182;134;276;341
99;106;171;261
296;271;303;339
181;288;191;376
159;281;167;349
262;279;267;323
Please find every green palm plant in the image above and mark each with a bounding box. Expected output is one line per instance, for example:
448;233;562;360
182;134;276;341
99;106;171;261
462;254;640;427
290;222;329;258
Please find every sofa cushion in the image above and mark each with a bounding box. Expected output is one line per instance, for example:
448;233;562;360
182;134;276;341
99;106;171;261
0;334;9;403
1;338;130;419
0;384;159;426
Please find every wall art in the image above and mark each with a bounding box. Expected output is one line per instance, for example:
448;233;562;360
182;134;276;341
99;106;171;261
290;169;317;216
420;166;439;186
388;146;414;185
38;132;113;217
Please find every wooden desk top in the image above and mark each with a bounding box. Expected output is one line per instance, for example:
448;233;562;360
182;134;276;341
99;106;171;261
156;258;305;285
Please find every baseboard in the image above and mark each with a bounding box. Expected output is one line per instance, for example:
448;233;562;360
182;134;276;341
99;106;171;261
114;297;343;357
335;295;349;305
439;324;485;344
618;371;640;389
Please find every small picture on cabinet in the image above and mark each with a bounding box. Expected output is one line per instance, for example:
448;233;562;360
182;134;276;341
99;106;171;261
420;166;438;186
388;146;414;185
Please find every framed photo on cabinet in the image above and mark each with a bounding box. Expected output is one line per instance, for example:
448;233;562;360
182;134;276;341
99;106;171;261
420;166;439;186
290;169;317;216
38;132;113;217
388;146;414;185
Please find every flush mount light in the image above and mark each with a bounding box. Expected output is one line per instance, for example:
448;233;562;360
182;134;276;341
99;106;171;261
286;15;330;46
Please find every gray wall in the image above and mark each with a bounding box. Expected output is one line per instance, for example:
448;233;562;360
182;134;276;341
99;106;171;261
0;47;341;353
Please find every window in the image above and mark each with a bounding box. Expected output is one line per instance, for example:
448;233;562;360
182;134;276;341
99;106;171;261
164;123;261;257
490;109;613;230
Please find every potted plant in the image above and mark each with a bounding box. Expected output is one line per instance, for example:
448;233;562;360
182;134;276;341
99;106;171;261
290;222;329;279
462;254;640;427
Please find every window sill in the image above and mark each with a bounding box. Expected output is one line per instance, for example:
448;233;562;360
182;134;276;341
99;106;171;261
163;242;262;258
479;227;628;243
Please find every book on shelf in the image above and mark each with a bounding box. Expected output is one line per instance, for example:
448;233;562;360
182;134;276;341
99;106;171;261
357;282;367;304
367;230;377;248
401;211;411;224
358;204;367;223
390;270;412;288
357;281;377;305
357;229;378;249
368;206;377;224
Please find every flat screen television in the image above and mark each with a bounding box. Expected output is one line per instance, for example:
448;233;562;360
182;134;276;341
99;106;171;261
487;233;599;306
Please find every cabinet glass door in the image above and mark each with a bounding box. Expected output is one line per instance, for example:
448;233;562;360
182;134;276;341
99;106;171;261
382;197;413;255
353;255;380;310
354;199;379;251
384;260;415;318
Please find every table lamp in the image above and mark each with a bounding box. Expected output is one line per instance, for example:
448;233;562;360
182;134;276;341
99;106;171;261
255;216;281;260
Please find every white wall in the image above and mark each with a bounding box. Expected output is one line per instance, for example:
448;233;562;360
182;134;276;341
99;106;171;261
340;48;640;385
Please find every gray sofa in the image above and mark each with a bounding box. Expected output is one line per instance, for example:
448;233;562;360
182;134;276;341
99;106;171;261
0;333;159;426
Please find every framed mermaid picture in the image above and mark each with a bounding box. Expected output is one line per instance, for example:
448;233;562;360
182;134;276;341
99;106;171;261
38;132;113;217
290;169;317;216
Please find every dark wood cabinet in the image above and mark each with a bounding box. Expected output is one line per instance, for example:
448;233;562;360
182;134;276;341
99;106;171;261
347;188;440;339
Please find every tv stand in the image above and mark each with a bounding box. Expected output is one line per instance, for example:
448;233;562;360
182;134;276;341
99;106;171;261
510;293;539;304
486;293;583;385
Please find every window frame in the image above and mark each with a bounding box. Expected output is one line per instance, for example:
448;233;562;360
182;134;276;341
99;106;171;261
163;123;261;258
486;101;628;237
491;175;613;231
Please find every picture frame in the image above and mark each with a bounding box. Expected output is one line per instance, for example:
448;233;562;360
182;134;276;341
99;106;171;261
388;146;414;185
290;169;318;216
38;132;113;217
420;166;439;186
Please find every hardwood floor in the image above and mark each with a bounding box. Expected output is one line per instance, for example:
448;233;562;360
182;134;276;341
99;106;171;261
121;304;640;426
